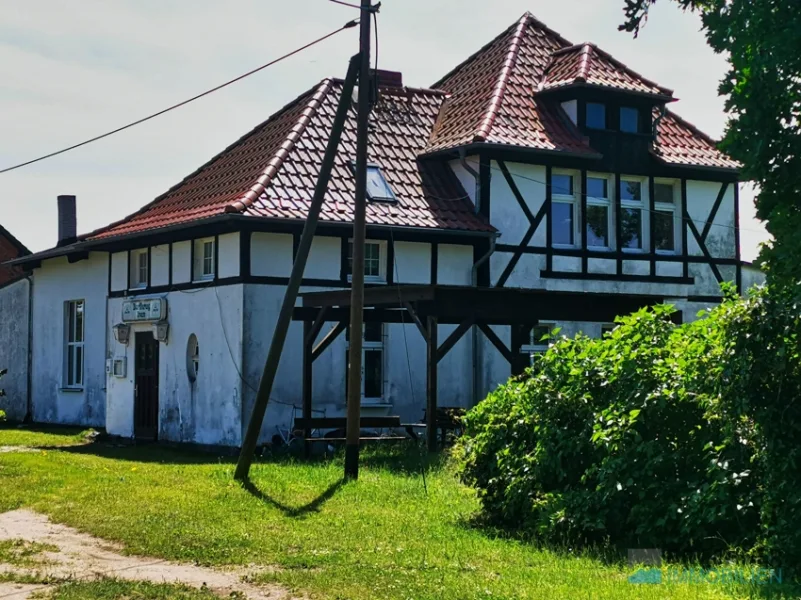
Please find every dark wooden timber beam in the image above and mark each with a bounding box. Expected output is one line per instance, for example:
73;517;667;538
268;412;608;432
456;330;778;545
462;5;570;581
436;317;474;363
478;323;515;364
426;315;438;452
312;321;348;362
302;320;313;458
305;306;330;346
403;301;429;343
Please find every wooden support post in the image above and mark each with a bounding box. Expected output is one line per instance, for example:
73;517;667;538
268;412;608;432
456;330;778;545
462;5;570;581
426;315;438;452
510;324;527;377
302;320;313;458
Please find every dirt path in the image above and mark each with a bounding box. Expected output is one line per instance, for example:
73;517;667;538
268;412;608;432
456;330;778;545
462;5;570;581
0;510;296;600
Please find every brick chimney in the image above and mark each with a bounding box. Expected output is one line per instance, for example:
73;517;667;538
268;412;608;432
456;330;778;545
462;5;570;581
57;195;77;246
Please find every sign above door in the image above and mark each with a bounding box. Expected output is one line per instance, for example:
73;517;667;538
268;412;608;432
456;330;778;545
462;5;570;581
122;297;167;323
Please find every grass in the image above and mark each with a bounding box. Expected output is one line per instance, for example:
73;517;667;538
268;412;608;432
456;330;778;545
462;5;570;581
39;579;227;600
0;539;56;567
0;424;93;448
0;427;797;600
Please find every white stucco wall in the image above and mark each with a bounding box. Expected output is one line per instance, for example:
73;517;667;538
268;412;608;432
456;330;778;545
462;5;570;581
218;233;240;279
0;277;30;421
31;253;108;426
394;241;431;284
172;241;191;284
106;285;244;446
490;161;547;247
151;245;170;286
437;244;472;285
251;232;293;277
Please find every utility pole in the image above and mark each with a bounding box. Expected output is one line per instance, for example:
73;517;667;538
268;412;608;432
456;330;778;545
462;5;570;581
344;0;373;480
234;54;360;482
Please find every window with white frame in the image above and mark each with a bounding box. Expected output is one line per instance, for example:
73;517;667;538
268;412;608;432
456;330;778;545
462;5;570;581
193;238;215;281
521;323;555;365
64;300;84;388
551;171;578;247
365;166;396;202
129;249;148;289
347;240;385;282
619;177;647;250
345;322;384;402
586;175;613;249
653;180;680;253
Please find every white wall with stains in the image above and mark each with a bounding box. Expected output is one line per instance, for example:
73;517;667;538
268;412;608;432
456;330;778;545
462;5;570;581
30;252;108;426
0;277;30;421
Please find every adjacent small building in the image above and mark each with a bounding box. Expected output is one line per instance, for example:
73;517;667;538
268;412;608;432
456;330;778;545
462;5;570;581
6;13;761;445
0;223;31;421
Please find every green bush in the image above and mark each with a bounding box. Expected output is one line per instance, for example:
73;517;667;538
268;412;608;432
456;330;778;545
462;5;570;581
458;285;800;566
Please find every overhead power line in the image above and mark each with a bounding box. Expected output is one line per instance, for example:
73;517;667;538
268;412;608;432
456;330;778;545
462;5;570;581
0;19;358;175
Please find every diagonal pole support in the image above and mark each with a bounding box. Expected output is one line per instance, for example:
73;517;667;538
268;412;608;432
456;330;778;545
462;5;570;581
235;54;360;481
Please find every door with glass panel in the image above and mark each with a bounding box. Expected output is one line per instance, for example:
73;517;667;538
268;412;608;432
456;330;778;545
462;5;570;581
345;322;384;403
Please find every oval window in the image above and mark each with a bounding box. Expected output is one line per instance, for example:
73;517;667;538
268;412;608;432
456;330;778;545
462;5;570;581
187;334;199;383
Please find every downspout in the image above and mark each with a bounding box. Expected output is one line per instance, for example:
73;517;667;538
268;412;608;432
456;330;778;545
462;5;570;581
24;275;33;423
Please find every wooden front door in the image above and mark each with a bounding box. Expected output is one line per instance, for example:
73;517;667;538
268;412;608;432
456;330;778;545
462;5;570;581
134;331;160;439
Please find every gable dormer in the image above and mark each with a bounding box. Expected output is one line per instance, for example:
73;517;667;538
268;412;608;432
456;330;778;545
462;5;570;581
537;43;675;171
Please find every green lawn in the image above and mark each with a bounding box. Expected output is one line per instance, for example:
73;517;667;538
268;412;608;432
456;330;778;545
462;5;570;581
0;425;795;599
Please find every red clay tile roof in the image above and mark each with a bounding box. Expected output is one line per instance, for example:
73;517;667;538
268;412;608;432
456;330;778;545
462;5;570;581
539;43;673;98
426;13;596;155
89;81;492;240
653;109;741;170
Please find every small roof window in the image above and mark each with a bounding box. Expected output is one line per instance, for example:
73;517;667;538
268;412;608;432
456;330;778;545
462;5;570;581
365;165;396;202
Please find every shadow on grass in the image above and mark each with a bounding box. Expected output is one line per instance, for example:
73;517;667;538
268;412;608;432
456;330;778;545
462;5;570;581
241;477;346;518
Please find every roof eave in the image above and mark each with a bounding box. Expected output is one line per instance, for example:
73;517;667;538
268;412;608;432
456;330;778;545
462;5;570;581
537;82;675;103
420;141;603;161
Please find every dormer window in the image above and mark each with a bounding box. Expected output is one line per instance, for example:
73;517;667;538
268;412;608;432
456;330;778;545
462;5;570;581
365;165;396;202
620;107;640;133
586;102;606;129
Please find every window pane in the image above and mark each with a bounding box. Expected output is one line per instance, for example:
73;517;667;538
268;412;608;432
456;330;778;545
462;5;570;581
364;349;383;398
364;322;382;342
530;325;551;345
75;301;84;343
620;180;642;201
366;166;395;201
203;241;214;261
76;345;83;386
654;210;675;251
586;102;606;129
551;174;573;196
621;208;642;249
68;302;76;343
586;177;607;200
67;346;75;386
586;205;609;247
620;107;640;133
654;183;674;205
552;202;574;245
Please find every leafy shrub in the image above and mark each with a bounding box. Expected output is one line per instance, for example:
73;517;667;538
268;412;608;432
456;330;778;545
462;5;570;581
458;285;800;566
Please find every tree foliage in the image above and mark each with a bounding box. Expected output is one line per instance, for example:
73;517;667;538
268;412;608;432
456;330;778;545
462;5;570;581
621;0;801;287
457;287;801;568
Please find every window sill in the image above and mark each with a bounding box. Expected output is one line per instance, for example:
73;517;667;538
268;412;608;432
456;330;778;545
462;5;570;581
60;387;84;393
191;277;215;284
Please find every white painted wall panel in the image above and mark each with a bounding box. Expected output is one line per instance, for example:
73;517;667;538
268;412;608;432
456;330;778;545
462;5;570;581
151;245;170;286
305;237;341;280
490;161;547;247
448;158;478;204
251;233;293;277
172;241;191;284
622;259;649;276
437;244;472;285
110;252;127;292
218;232;240;279
588;258;616;275
656;261;683;277
394;241;430;284
553;255;581;273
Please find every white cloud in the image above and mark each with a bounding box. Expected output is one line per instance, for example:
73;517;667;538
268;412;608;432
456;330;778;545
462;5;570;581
0;0;768;253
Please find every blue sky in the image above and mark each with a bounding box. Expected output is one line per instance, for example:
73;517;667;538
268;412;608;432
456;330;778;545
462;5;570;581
0;0;768;259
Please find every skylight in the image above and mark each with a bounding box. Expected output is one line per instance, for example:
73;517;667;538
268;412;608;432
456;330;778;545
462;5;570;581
365;165;396;202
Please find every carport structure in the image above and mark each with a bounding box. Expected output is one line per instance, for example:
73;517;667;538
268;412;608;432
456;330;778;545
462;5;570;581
292;284;670;452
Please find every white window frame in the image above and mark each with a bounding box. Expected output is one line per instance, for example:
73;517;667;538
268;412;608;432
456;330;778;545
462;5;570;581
365;165;396;203
585;173;614;251
129;248;149;289
653;178;682;255
345;322;385;404
193;237;215;282
521;322;555;365
64;299;85;389
551;169;580;249
619;176;649;253
347;239;387;283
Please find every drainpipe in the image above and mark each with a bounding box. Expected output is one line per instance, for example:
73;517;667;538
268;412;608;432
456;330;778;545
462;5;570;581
470;236;497;406
24;275;33;423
